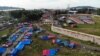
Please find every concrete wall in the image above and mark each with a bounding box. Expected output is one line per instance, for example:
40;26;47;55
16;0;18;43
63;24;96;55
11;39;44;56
51;26;100;45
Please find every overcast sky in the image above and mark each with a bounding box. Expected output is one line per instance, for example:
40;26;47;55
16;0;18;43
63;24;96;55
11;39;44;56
0;0;100;9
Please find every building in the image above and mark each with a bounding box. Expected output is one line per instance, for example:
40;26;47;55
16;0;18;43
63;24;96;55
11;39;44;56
69;6;96;14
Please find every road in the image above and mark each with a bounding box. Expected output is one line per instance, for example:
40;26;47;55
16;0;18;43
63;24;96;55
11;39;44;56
2;27;29;56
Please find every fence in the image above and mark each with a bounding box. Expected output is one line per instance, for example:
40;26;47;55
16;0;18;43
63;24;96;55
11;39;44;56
51;26;100;45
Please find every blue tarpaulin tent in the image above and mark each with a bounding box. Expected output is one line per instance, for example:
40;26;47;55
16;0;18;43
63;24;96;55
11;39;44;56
11;49;18;56
49;48;59;56
49;49;57;56
68;43;76;48
22;39;32;45
15;42;25;50
9;35;18;42
61;41;70;47
20;27;26;33
28;28;33;32
24;36;30;39
0;47;6;54
40;36;49;40
55;39;62;45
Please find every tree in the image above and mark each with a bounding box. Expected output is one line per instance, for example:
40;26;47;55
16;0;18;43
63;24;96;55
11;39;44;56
96;8;100;15
9;9;43;22
20;14;27;22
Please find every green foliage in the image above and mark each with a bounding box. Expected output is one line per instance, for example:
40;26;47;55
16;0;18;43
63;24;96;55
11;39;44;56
20;14;26;22
9;9;43;21
97;8;100;15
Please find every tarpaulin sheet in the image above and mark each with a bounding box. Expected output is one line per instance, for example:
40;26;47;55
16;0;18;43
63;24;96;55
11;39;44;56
0;47;6;54
15;42;25;50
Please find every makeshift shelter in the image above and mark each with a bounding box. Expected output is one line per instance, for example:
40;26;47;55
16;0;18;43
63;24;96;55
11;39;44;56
48;34;56;39
42;48;60;56
22;39;32;45
24;36;30;39
68;42;76;48
61;41;70;47
15;42;25;50
20;27;26;33
0;47;6;54
9;34;18;42
49;49;57;56
55;39;62;45
40;36;49;40
10;49;18;56
42;49;49;56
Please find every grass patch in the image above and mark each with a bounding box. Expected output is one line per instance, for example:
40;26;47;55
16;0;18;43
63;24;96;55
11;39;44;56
66;16;100;36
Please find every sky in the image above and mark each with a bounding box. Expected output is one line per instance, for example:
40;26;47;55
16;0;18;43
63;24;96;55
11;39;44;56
0;0;100;9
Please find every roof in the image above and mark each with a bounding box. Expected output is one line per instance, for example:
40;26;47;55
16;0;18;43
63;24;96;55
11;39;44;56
70;6;96;10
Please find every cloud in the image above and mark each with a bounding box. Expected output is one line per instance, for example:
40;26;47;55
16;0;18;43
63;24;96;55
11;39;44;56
0;0;100;9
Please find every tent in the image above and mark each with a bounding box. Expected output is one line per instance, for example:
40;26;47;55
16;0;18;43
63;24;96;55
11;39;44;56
20;27;26;33
40;36;49;40
0;47;6;54
10;49;18;56
8;34;18;42
49;49;56;56
55;39;62;45
68;42;76;48
42;48;59;56
24;36;30;39
22;39;32;45
61;41;70;47
28;29;33;32
15;42;25;50
42;49;49;56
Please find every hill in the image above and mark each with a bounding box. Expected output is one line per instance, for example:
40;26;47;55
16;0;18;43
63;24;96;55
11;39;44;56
0;6;23;11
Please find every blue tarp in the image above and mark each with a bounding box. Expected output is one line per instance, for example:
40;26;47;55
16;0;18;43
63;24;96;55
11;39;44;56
20;27;26;33
68;43;76;48
61;41;70;47
0;47;6;54
40;36;49;40
55;39;62;45
11;49;19;56
22;39;32;45
28;28;33;32
15;39;31;51
49;49;58;56
24;36;30;39
15;42;25;50
9;35;18;42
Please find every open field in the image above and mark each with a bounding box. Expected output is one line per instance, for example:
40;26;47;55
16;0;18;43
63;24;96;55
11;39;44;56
0;27;16;36
66;16;100;36
18;24;100;56
0;28;10;36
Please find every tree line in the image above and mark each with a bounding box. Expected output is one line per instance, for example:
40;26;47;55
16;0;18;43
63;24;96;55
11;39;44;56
9;9;43;22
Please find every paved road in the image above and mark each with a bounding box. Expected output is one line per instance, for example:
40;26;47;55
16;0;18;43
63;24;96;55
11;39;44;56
2;27;29;56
